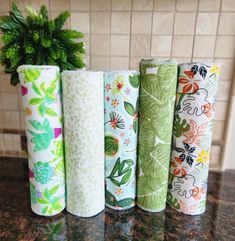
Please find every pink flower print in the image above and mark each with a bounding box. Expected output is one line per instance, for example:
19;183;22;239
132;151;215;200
29;169;34;178
106;96;110;102
111;99;119;108
129;125;133;130
125;88;131;95
106;83;111;92
21;85;28;96
54;128;62;138
120;132;125;138
124;138;131;146
104;108;106;114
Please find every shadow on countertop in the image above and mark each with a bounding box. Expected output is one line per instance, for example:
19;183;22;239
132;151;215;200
0;156;234;241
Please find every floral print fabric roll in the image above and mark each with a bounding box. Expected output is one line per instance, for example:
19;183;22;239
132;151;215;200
137;59;178;212
62;70;105;217
104;71;139;210
167;63;220;215
17;65;65;216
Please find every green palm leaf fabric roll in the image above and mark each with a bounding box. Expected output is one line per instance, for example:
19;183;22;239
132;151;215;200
137;59;178;212
62;70;104;217
17;65;65;216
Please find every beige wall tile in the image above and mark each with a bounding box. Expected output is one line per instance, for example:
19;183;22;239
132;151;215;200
91;12;110;34
81;34;90;55
111;35;129;56
152;12;174;34
112;0;131;11
20;112;25;129
151;35;172;57
91;35;110;56
110;57;129;70
91;0;110;11
172;36;193;57
133;0;153;11
196;13;219;35
193;36;216;57
13;0;29;10
85;56;90;69
218;13;235;35
0;0;10;12
217;80;231;101
50;0;69;11
214;58;234;81
215;36;235;58
3;111;20;129
1;93;19;110
174;57;191;63
212;121;224;142
215;101;227;121
221;0;235;11
111;12;130;34
131;35;151;56
91;56;110;70
132;12;152;34
0;74;17;93
174;13;196;35
154;0;176;11
70;0;89;11
176;0;198;11
199;0;221;11
71;12;90;34
130;56;144;70
210;145;221;167
0;111;3;128
30;0;49;10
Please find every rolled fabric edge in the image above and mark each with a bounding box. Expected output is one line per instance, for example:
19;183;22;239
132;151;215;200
66;206;105;218
137;204;166;213
105;203;135;211
31;205;65;217
17;64;60;72
140;58;177;65
167;202;206;216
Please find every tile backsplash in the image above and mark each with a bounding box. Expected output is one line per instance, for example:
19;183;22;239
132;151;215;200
0;0;235;170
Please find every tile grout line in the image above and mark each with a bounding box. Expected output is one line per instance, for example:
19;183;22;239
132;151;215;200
170;0;177;59
128;0;133;69
190;0;199;62
149;1;154;58
89;0;91;69
109;0;112;69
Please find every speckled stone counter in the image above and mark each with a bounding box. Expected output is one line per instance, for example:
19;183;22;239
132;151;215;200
0;157;234;241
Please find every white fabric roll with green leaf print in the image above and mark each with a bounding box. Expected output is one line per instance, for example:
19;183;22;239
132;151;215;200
17;65;65;216
62;70;105;217
104;71;139;210
167;62;220;215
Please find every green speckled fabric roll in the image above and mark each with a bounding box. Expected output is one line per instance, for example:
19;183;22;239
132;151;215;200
137;59;178;212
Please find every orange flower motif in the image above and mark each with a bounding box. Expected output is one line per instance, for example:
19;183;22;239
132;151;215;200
170;157;187;177
192;187;205;200
183;120;208;146
25;107;32;116
179;71;200;94
179;200;197;213
111;99;119;108
203;103;215;118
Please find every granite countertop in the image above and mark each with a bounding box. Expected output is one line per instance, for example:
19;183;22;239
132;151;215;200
0;157;234;241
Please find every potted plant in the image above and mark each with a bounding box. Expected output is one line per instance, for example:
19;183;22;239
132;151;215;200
0;3;85;216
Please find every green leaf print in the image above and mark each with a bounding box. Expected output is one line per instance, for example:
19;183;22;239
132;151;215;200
173;115;190;137
23;68;42;82
133;119;138;133
129;74;139;88
28;118;54;152
117;198;134;208
105;190;134;208
39;186;63;215
29;79;58;117
107;157;134;187
105;135;119;156
124;101;135;116
137;61;177;211
167;192;180;209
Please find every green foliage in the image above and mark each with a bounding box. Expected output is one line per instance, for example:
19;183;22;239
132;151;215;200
0;3;85;85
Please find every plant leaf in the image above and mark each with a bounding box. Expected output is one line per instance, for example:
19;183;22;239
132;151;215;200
120;169;132;185
30;97;43;105
50;184;60;196
38;198;49;204
129;74;139;88
110;157;121;177
32;82;41;96
46;108;57;117
110;178;120;187
105;190;117;207
117;198;134;208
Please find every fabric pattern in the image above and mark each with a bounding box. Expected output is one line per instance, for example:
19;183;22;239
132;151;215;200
137;59;178;212
167;63;220;215
62;70;105;217
104;71;139;210
17;65;65;216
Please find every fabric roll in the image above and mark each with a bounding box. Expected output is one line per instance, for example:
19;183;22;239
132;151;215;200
137;59;178;212
167;62;220;215
62;70;104;217
17;65;65;216
104;71;139;210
